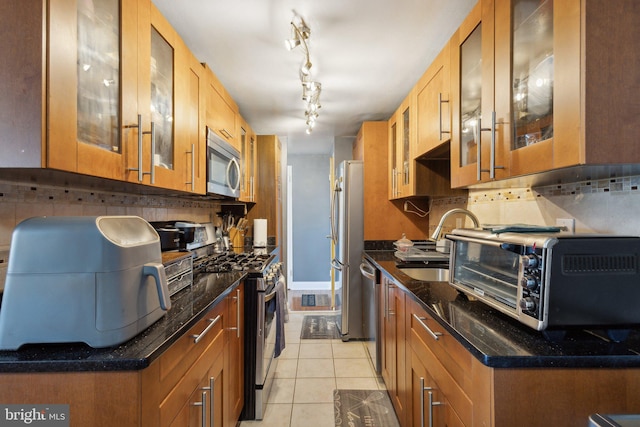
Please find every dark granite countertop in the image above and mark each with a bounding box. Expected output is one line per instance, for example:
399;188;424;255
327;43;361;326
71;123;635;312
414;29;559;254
0;271;245;373
365;250;640;369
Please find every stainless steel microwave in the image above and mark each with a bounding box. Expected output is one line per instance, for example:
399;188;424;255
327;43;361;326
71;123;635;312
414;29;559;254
447;228;640;340
206;128;240;198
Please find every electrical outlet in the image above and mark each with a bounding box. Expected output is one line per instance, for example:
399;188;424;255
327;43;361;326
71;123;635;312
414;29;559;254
556;218;575;233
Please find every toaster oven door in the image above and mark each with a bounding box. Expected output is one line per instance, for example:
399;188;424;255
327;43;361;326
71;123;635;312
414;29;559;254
450;238;522;315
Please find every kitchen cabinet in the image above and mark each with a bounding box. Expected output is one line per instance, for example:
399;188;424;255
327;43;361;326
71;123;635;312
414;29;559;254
410;351;464;427
173;38;207;194
204;64;240;151
0;282;244;427
388;110;400;199
407;297;489;427
381;275;408;426
450;0;640;188
415;41;451;157
239;118;257;203
225;285;244;427
141;293;228;427
2;0;206;193
247;135;283;249
450;0;506;187
388;85;463;199
353;122;428;240
388;94;415;200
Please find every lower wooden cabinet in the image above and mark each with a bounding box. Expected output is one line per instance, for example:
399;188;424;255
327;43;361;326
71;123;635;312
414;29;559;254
0;283;244;427
392;286;640;427
410;349;464;427
381;275;408;426
407;297;488;427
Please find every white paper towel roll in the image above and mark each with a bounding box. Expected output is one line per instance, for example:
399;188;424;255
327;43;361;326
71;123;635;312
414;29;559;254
253;218;267;247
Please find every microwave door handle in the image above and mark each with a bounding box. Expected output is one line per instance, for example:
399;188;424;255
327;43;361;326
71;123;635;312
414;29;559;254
226;157;241;192
231;157;241;191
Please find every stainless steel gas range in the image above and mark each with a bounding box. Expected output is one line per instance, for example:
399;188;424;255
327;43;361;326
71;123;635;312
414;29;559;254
189;240;283;421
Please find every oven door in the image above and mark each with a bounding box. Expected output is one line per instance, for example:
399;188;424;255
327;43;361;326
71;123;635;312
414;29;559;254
255;283;278;420
449;236;523;316
206;128;240;198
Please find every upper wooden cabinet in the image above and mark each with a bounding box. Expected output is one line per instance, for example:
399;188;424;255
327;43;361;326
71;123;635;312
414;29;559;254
247;135;283;250
415;41;452;157
2;0;206;193
239;118;257;203
204;65;240;151
388;92;416;200
174;42;207;194
451;0;640;188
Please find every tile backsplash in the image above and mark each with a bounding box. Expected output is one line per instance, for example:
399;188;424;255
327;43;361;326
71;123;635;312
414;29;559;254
429;175;640;237
0;180;223;290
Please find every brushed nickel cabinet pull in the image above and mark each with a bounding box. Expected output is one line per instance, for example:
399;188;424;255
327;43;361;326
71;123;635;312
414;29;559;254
413;313;442;341
191;315;222;344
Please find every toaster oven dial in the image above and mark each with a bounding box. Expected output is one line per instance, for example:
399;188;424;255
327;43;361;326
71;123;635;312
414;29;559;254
520;297;537;312
521;274;539;291
523;254;539;268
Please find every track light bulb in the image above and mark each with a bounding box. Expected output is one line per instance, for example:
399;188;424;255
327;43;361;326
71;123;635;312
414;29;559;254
285;38;300;50
300;60;312;75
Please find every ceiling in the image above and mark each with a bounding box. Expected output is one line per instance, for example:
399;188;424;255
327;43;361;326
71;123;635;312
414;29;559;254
152;0;476;154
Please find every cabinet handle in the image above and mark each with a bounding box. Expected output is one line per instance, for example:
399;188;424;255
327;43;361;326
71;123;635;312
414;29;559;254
420;377;430;427
478;112;504;180
428;390;442;427
191;315;222;344
220;128;234;140
438;93;450;140
413;313;442;341
384;281;389;319
192;390;207;427
126;114;144;182
249;176;254;201
209;376;215;427
229;288;240;338
186;143;195;191
419;378;443;427
147;121;156;184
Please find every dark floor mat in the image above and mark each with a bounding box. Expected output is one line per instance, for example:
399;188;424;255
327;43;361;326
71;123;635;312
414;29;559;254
334;389;400;427
301;294;331;307
300;315;340;339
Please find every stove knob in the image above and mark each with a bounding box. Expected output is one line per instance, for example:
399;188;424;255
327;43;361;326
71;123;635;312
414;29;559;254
521;275;538;290
520;297;536;312
523;254;539;269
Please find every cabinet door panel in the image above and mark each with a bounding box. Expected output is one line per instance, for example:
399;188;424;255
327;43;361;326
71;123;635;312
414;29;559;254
49;0;134;179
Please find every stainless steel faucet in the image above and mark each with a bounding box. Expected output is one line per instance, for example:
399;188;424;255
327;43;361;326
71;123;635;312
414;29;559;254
430;208;479;241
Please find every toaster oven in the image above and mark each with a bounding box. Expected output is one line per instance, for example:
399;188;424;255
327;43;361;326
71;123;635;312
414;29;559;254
447;228;640;340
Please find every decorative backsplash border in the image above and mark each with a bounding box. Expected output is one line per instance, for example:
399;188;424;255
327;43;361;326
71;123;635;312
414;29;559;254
0;180;216;209
432;175;640;206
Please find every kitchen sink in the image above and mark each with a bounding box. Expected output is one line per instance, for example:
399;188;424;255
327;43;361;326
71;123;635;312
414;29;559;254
398;267;449;282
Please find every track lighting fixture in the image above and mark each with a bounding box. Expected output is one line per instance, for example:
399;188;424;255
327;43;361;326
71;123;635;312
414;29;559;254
286;13;322;135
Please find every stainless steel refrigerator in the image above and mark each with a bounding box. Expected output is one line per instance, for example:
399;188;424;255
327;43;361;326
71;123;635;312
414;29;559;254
330;160;364;341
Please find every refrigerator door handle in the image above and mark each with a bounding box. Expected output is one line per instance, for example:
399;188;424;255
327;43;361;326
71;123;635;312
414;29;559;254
331;258;344;271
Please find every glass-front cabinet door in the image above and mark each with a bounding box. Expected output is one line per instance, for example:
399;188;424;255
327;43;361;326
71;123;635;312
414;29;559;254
451;0;508;188
388;111;399;199
48;0;137;179
239;121;256;203
501;0;555;176
135;2;195;191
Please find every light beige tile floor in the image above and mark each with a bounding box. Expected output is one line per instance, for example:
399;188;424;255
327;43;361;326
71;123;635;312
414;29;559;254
240;311;386;427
